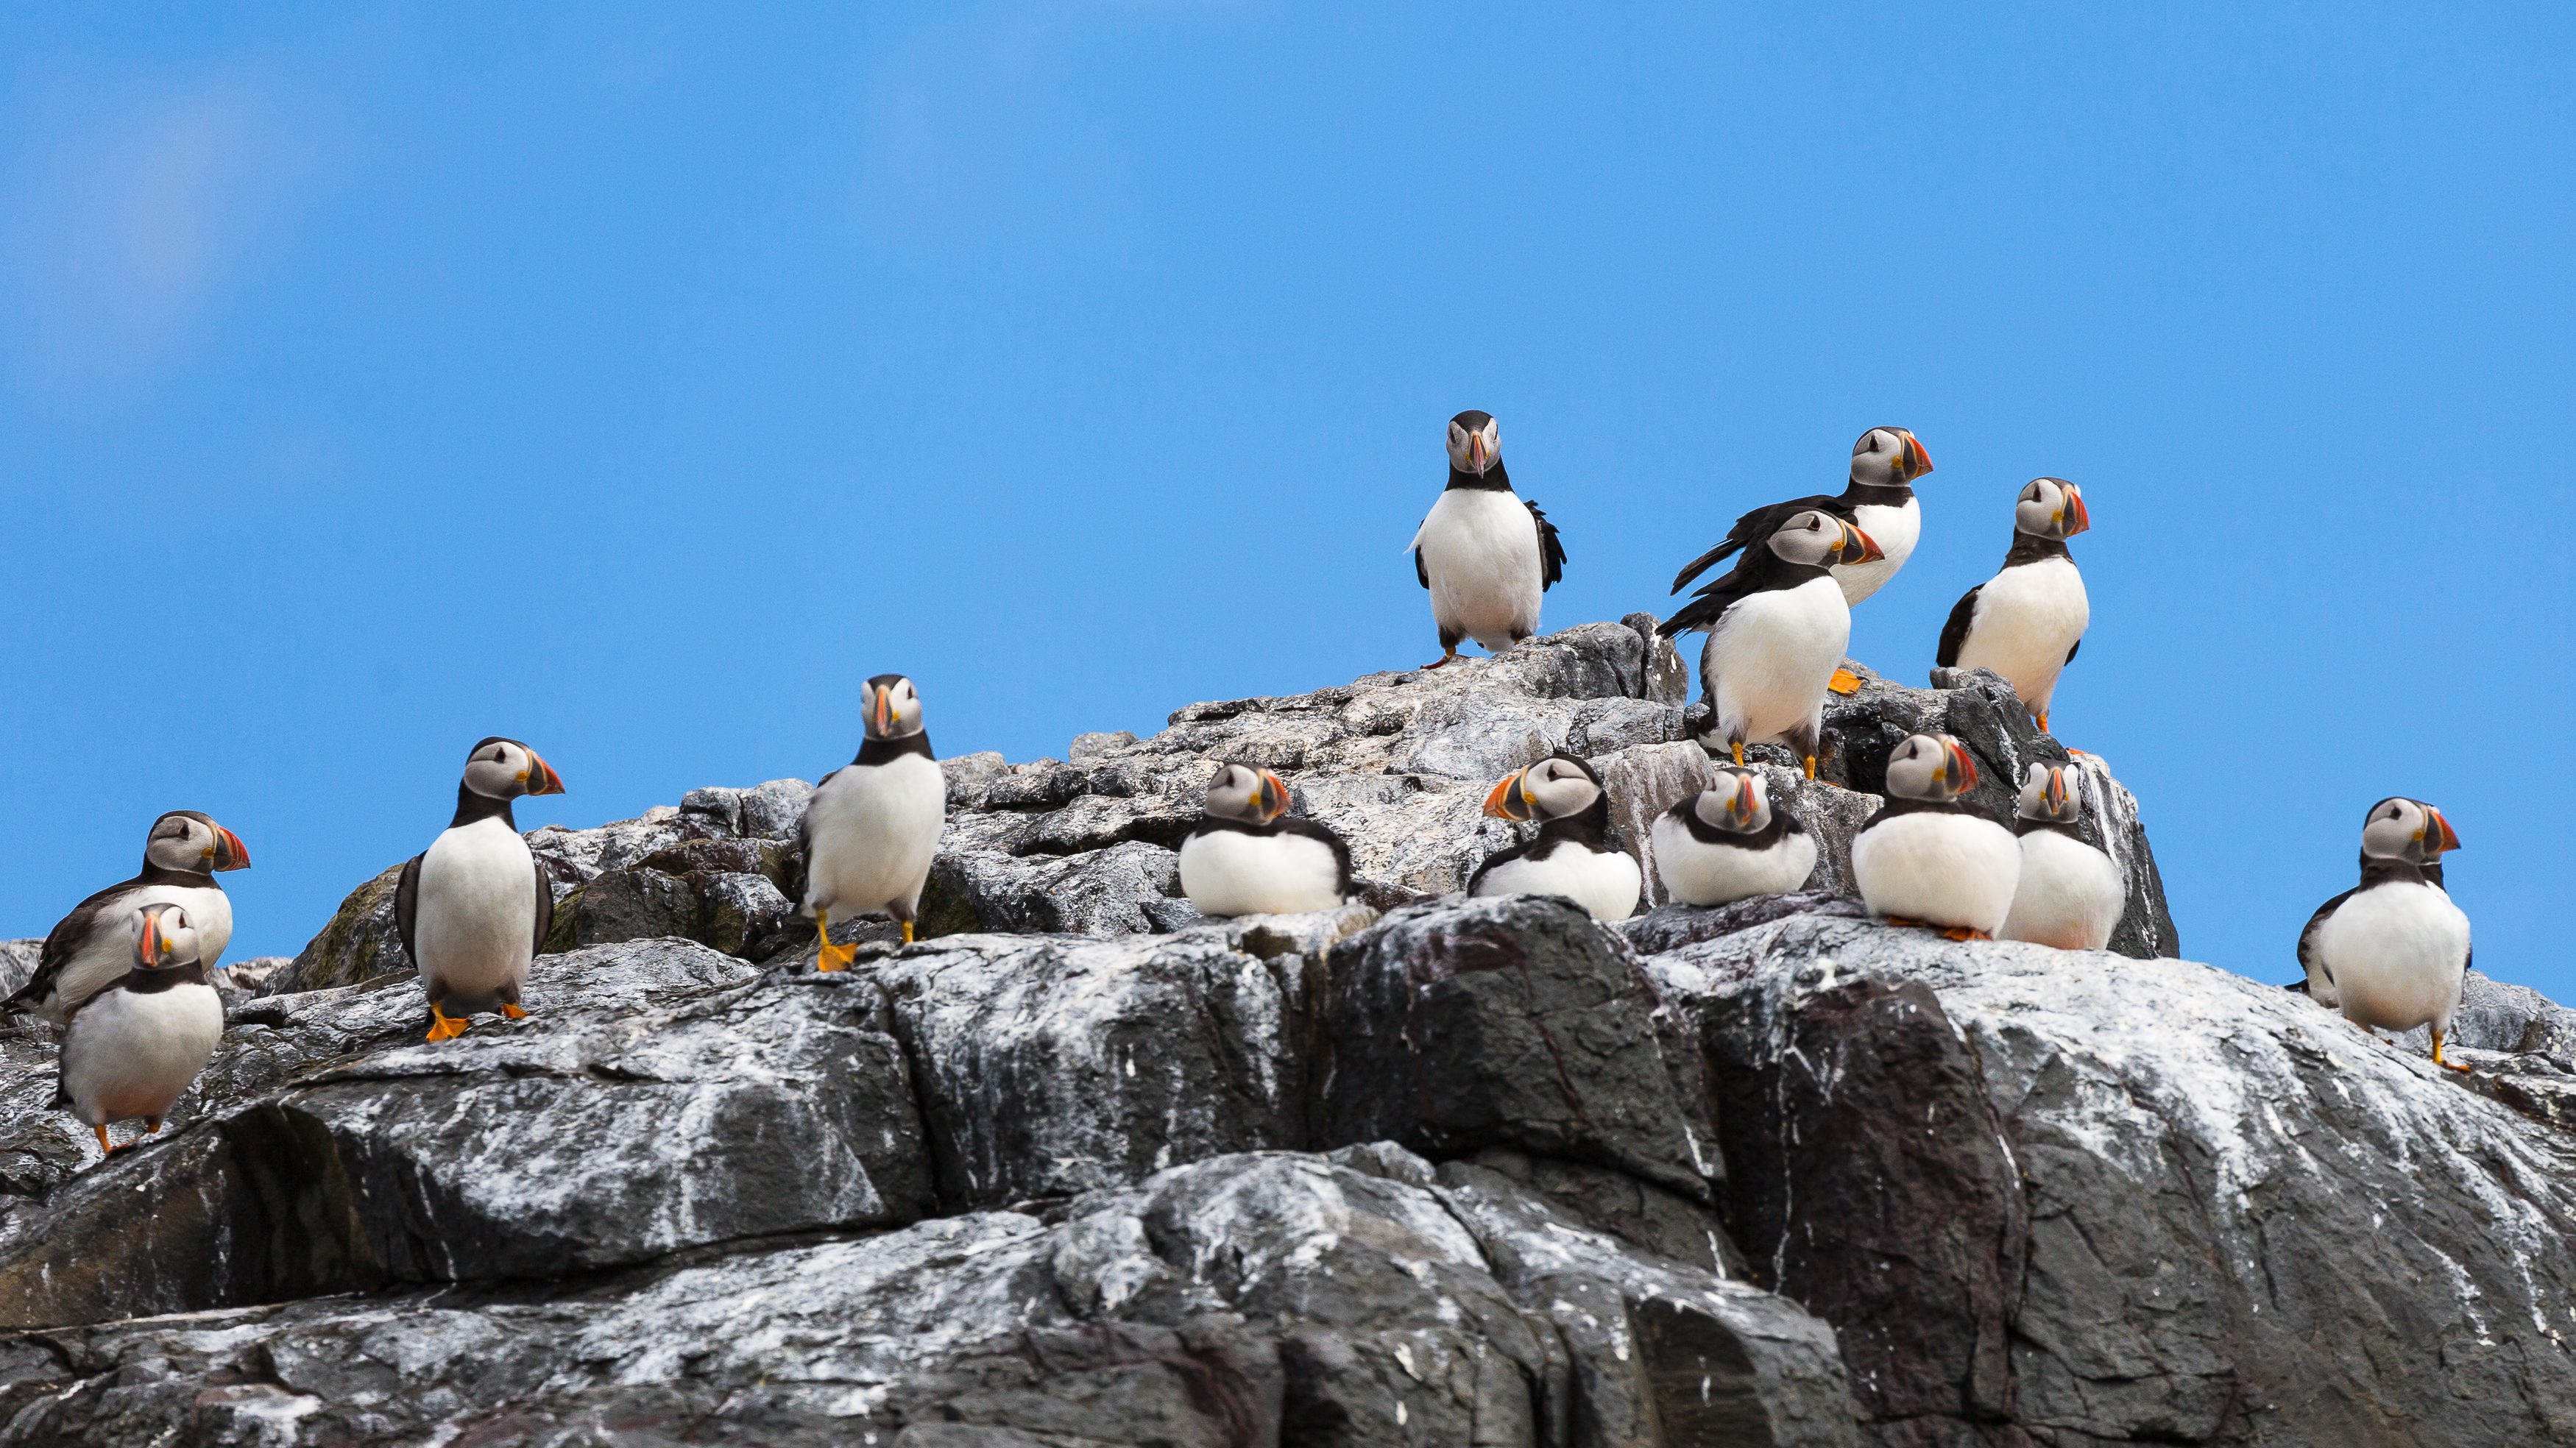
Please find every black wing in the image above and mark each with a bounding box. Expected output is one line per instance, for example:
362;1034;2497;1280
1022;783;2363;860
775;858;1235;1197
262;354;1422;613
4;877;138;1015
1282;816;1356;897
1414;542;1429;589
531;855;556;957
2065;636;2082;665
1935;586;1984;669
394;853;424;968
2295;888;2354;990
1669;494;1840;595
1657;558;1762;638
1526;500;1566;591
1467;841;1529;895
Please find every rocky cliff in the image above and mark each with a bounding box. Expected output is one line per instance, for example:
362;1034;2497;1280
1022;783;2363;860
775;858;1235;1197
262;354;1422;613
0;625;2568;1447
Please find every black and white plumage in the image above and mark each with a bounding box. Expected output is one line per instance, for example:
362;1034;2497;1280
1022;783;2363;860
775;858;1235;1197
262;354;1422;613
1936;478;2091;735
1471;753;1641;923
1998;762;2124;950
1669;426;1933;609
1406;410;1567;669
54;903;224;1157
1851;733;2020;938
2296;798;2474;1071
1651;765;1816;907
397;737;565;1042
1659;509;1884;777
1178;764;1353;917
802;675;947;968
4;811;247;1025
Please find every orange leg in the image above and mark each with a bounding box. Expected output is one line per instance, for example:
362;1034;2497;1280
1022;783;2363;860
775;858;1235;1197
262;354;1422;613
93;1124;113;1155
1802;754;1819;780
815;908;858;972
2432;1030;2475;1073
1941;926;1994;943
2036;710;2052;734
1421;649;1462;670
1883;915;1924;929
425;1000;471;1042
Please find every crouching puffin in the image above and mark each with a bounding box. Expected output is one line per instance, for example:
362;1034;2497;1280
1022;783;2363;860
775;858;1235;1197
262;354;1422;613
803;674;946;968
1651;765;1816;907
1660;509;1883;777
1998;762;2125;950
1937;478;2091;734
2297;797;2473;1071
1406;410;1567;669
397;738;565;1041
6;811;248;1024
55;904;224;1156
1178;763;1352;916
1669;426;1934;694
1852;733;2019;940
1472;753;1641;922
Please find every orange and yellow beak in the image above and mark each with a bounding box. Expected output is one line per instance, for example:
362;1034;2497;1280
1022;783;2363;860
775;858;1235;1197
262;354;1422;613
136;910;166;966
1839;523;1888;564
1943;739;1979;792
874;684;896;735
1900;430;1932;480
2042;766;2069;814
1729;772;1759;824
2061;483;2091;537
2421;806;2461;854
1484;767;1535;820
210;826;250;872
1467;433;1490;472
1253;768;1290;821
519;751;567;797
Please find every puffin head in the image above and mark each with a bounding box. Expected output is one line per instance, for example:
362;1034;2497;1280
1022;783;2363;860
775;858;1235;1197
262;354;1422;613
1446;410;1501;477
131;901;203;971
2014;762;2083;825
1884;733;1979;803
144;811;249;875
1766;509;1886;568
2360;797;2459;865
863;674;927;741
1850;427;1933;488
2014;478;2090;540
462;737;566;801
1205;762;1291;825
1485;752;1605;823
1692;766;1775;834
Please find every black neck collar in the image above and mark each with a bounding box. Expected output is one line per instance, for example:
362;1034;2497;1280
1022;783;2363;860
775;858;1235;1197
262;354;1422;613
1841;480;1914;509
452;784;518;830
2359;854;2438;889
1673;803;1800;850
2015;817;2086;840
1445;461;1514;493
1527;795;1615;855
113;959;211;996
855;731;935;767
2003;533;2073;567
1876;795;1992;822
135;862;219;890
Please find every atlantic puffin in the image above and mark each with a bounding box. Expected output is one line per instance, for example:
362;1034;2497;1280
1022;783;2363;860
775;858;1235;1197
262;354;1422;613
1471;752;1641;922
1669;426;1933;694
2297;797;2473;1071
4;811;248;1024
1651;765;1817;907
1998;762;2124;950
1177;763;1352;917
1936;477;2090;734
1406;410;1567;669
802;674;946;968
1851;733;2019;940
396;737;565;1041
1659;509;1883;777
54;903;224;1156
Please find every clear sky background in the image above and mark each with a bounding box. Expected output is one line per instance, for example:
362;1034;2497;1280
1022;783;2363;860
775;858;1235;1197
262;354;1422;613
4;4;2569;995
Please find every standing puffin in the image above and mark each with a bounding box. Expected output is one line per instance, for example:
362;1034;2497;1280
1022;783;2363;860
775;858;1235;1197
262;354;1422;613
1936;478;2091;734
1651;765;1817;907
1177;763;1352;917
1851;733;2020;940
55;903;225;1156
1406;410;1567;669
2297;798;2473;1071
5;811;248;1024
1669;427;1933;694
397;738;565;1041
1998;762;2125;950
1471;752;1641;922
1659;509;1884;777
803;674;946;968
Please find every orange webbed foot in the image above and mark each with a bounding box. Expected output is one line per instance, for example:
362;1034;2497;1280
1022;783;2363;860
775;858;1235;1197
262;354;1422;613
501;1003;530;1020
425;1002;471;1042
1827;667;1863;696
1941;926;1994;943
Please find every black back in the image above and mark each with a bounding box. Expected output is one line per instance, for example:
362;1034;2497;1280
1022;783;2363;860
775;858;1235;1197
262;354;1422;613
1470;785;1621;892
1663;795;1809;851
4;857;222;1015
1658;532;1836;638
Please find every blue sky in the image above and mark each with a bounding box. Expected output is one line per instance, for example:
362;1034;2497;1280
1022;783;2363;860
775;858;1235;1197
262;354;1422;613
3;4;2569;995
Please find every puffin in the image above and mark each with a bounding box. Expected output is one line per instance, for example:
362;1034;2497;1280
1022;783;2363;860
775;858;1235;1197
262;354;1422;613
4;810;248;1024
802;674;946;968
396;737;565;1041
2296;797;2473;1071
1651;764;1817;907
1998;762;2125;950
1471;752;1641;923
1406;410;1567;669
54;903;225;1156
1177;763;1353;917
1669;426;1933;694
1936;477;2091;734
1659;509;1884;777
1851;733;2020;940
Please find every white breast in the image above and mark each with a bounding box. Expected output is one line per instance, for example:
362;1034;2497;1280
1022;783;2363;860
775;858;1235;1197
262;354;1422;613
59;981;224;1128
1472;842;1642;923
1852;811;2022;934
1699;576;1850;748
1178;828;1345;918
417;817;539;1011
1833;497;1920;605
1954;557;2089;715
2315;883;2471;1035
1999;829;2124;950
1651;815;1817;907
804;755;948;920
1411;489;1543;650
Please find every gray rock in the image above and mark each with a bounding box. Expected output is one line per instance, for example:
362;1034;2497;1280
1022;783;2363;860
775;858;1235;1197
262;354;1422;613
0;943;35;1001
1069;729;1140;758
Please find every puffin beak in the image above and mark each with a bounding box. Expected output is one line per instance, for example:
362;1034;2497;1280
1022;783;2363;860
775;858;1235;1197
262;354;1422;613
2045;767;2068;814
524;751;566;796
1944;739;1980;792
1733;773;1758;823
1902;432;1932;479
2061;483;2091;537
211;827;250;871
2422;807;2460;854
873;685;893;736
1840;523;1887;564
1256;769;1290;821
1484;769;1532;820
137;912;164;967
1468;434;1489;472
